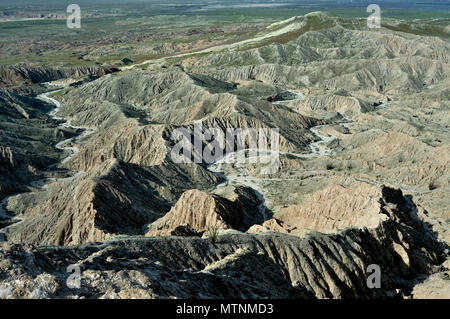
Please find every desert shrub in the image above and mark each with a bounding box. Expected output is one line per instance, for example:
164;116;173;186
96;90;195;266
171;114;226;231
206;225;220;244
428;181;438;191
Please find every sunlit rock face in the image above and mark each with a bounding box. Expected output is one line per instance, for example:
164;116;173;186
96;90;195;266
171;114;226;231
0;11;449;299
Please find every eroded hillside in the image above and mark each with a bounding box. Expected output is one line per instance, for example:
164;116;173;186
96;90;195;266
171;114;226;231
0;12;449;299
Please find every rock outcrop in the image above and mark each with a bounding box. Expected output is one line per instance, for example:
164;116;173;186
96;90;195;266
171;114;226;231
5;160;219;246
146;187;263;236
0;187;445;299
0;65;118;89
0;13;449;299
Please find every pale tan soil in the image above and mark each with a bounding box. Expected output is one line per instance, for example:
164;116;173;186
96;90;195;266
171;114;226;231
0;12;448;299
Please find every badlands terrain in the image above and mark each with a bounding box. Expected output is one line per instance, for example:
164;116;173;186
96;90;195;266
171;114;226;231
0;9;449;299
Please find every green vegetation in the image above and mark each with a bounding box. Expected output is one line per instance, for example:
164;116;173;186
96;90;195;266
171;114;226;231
1;2;448;68
383;19;450;39
206;225;220;244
